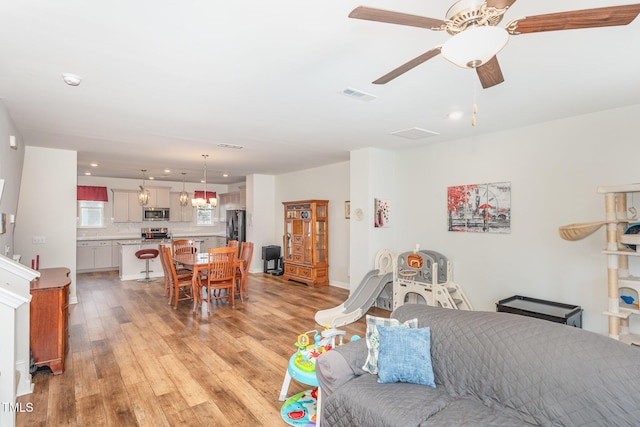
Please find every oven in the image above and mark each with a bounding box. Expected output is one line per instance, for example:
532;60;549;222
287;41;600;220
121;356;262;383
141;227;170;240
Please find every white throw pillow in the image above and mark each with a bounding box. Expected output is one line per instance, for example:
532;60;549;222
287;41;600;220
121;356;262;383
362;315;418;374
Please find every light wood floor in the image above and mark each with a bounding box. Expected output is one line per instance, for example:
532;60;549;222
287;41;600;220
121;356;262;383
17;270;388;426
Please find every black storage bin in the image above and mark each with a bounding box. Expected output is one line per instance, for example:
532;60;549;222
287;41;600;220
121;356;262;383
496;295;583;328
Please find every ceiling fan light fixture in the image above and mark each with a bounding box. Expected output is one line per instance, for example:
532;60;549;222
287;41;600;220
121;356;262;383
441;25;509;69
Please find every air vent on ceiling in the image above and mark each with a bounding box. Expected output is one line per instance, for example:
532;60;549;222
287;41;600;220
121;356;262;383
391;127;440;140
217;143;244;149
339;87;377;102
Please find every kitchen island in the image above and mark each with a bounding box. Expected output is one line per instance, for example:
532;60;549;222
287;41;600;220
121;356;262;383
117;239;207;281
118;240;169;281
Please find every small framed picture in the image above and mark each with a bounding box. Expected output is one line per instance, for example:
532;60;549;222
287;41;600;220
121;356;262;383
345;201;351;219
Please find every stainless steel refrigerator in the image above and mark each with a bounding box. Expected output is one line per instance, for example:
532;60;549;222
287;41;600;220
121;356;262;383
226;210;246;244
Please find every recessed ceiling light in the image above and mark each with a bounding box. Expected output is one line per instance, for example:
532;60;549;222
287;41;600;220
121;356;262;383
90;163;98;167
62;73;82;86
448;110;464;120
149;177;155;180
164;169;171;173
223;173;229;178
84;172;91;176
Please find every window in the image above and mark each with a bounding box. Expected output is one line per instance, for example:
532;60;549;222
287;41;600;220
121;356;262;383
196;208;214;225
78;201;105;227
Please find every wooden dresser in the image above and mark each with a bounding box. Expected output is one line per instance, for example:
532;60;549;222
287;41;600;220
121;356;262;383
30;267;71;375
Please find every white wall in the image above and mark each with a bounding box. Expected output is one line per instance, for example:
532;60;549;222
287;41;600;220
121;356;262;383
0;102;24;260
393;104;640;335
245;174;276;273
349;148;396;290
274;162;350;287
15;147;78;302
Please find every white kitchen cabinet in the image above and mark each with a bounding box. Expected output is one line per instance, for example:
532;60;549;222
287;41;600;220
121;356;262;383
112;190;143;223
219;187;246;211
77;244;94;271
200;236;225;252
77;241;114;271
147;187;171;208
169;192;194;222
112;242;121;268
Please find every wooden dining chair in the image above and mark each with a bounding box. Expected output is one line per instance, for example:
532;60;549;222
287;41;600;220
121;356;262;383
197;247;238;309
172;239;198;271
159;244;191;304
236;241;254;302
161;245;194;309
158;244;172;298
172;239;198;255
227;240;239;250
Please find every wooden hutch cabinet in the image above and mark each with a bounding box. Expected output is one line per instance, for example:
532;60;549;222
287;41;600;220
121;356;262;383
30;268;71;375
282;200;329;286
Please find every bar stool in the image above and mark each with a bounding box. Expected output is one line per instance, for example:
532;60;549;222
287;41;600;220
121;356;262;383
136;248;159;282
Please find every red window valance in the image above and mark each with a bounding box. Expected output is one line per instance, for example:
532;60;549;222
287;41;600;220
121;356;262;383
77;186;108;202
194;191;217;200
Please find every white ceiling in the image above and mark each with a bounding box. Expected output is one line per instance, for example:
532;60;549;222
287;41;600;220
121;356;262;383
0;1;638;184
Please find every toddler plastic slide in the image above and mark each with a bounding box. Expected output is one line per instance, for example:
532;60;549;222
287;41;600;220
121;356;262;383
314;269;393;327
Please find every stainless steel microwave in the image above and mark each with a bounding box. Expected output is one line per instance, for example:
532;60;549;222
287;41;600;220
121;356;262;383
143;207;170;221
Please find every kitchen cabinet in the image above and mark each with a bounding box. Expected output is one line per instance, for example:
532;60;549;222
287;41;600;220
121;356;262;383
282;200;329;286
30;268;71;375
200;236;225;252
147;187;171;208
219;187;246;210
169;191;194;222
112;190;143;223
77;240;114;271
112;241;120;266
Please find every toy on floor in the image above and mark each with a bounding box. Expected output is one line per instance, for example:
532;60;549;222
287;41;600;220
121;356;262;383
394;245;473;311
293;326;358;373
315;246;474;328
280;326;361;426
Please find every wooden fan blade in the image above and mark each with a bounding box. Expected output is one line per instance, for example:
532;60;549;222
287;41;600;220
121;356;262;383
476;56;505;89
486;0;517;10
349;6;445;30
373;47;442;84
507;4;640;35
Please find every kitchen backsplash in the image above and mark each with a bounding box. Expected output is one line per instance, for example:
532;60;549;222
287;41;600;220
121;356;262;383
77;220;225;239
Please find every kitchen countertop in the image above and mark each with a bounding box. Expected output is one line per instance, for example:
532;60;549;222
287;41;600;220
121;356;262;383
77;233;225;241
117;238;207;246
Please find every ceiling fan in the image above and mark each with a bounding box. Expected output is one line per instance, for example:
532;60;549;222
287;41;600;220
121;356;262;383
349;0;640;88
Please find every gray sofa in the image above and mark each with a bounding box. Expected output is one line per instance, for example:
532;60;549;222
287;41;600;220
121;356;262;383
316;304;640;426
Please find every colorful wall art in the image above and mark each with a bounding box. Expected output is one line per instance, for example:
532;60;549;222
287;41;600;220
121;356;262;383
374;198;391;228
447;182;511;233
